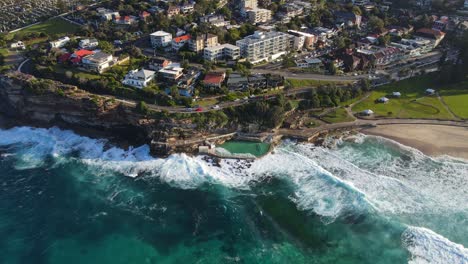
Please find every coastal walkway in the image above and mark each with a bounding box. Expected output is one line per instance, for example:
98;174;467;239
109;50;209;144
278;119;468;141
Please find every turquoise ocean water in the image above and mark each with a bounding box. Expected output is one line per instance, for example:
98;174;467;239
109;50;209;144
0;126;467;264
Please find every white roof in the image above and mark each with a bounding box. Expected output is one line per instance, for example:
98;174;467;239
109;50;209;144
151;31;171;37
392;92;401;95
362;109;374;114
378;97;389;101
426;88;435;93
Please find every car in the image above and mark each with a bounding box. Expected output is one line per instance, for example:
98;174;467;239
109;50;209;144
195;107;203;112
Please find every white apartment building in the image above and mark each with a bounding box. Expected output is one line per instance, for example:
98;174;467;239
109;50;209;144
247;8;272;24
50;36;70;48
150;31;172;48
236;31;290;64
158;63;184;81
122;69;156;88
204;44;240;62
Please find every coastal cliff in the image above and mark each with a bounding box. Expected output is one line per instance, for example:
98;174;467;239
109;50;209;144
0;73;210;157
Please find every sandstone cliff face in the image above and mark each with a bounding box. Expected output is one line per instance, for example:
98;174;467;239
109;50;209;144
0;74;181;156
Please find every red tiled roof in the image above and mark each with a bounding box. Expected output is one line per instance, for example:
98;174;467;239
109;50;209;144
140;11;150;17
74;49;94;57
204;72;225;84
173;34;191;43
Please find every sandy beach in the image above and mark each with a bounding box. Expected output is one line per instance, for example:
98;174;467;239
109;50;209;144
363;124;468;160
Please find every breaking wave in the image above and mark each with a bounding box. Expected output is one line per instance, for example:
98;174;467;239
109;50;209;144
1;126;467;263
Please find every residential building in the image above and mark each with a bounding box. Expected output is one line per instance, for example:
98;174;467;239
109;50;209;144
167;6;180;18
79;39;99;50
50;36;70;48
288;30;317;50
203;72;226;89
148;57;172;71
181;3;195;14
100;10;120;21
199;15;229;27
246;8;272;24
122;69;156;88
139;11;151;21
114;15;137;25
82;52;114;73
295;57;323;68
158;63;184;81
236;31;290;63
172;34;191;51
150;31;172;48
204;44;240;61
357;46;403;67
227;73;249;90
465;0;468;9
189;33;219;53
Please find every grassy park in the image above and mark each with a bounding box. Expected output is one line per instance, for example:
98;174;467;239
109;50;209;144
321;108;355;123
352;76;465;120
439;81;468;119
9;17;80;41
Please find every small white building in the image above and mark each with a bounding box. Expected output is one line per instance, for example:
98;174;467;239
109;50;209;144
122;69;156;88
426;88;436;95
150;31;172;48
361;109;374;116
79;38;99;50
378;97;390;103
10;41;25;50
50;36;70;48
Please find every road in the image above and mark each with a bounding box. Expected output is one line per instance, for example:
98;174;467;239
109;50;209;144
251;69;363;81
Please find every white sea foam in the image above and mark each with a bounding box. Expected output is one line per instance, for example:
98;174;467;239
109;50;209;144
403;226;468;264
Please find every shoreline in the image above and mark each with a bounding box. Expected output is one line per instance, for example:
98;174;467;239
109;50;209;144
362;124;468;160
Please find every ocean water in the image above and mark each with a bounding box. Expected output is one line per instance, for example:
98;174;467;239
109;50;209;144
0;126;467;264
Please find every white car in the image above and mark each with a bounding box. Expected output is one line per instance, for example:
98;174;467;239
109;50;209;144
212;105;220;109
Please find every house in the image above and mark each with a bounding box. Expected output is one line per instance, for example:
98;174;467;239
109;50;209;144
199;15;229;27
425;88;436;95
139;11;151;21
150;31;172;48
295;57;323;68
100;10;120;21
79;39;99;50
180;3;195;14
167;6;180;18
50;36;70;48
227;73;249;91
377;97;390;103
248;74;267;90
288;30;317;50
10;41;25;50
148;57;172;71
122;69;156;88
82;52;114;73
360;109;374;116
171;34;191;51
158;63;184;81
69;49;95;64
203;72;226;89
114;15;137;25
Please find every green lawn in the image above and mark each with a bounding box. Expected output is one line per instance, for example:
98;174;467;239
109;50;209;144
9;17;79;38
321;108;355;123
439;82;468;119
53;65;101;80
287;79;351;88
352;75;456;120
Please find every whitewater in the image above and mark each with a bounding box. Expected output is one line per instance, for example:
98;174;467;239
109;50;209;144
0;126;467;264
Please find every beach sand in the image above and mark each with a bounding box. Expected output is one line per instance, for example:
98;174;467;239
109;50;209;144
363;124;468;160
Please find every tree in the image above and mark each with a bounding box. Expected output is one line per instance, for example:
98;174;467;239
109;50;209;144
368;16;385;33
136;101;149;114
98;41;114;54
